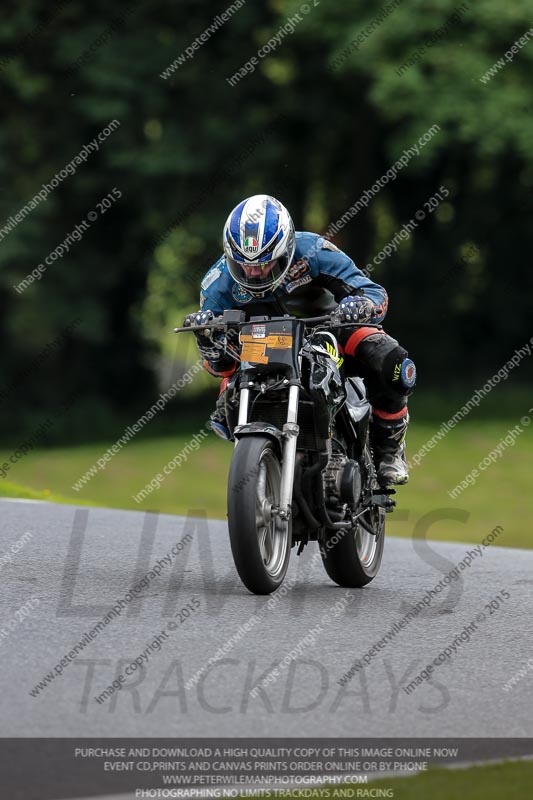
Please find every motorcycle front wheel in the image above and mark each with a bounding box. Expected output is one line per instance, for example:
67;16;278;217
320;505;385;588
227;436;291;595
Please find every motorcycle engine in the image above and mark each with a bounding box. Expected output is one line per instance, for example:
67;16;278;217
323;454;362;509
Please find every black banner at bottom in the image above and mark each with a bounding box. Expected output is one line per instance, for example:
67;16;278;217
1;738;532;800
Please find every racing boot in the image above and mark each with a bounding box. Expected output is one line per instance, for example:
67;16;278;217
370;411;409;486
208;378;232;441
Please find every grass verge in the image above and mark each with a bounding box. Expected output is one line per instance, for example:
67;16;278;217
0;480;81;505
244;759;533;799
0;419;531;548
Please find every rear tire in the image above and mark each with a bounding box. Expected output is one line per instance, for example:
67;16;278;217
320;506;385;587
228;436;291;594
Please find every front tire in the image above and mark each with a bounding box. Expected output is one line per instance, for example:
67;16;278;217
227;436;291;594
320;506;385;587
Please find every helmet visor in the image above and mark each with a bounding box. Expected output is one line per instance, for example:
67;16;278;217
227;255;290;291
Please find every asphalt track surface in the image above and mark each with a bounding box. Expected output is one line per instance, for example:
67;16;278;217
1;498;533;739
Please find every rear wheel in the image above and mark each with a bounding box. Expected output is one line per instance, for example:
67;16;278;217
320;505;385;587
228;436;291;594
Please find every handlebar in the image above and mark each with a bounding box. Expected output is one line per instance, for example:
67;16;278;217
173;322;225;334
174;312;381;334
299;314;378;326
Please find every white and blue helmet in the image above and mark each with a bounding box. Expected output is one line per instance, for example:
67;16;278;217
223;194;295;295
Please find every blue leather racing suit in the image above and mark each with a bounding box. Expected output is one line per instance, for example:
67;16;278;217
197;231;413;415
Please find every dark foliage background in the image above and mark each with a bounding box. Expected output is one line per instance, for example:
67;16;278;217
1;0;532;441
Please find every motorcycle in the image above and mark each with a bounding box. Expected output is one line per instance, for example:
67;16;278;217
175;310;396;595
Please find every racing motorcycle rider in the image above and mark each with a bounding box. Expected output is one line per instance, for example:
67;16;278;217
183;195;416;485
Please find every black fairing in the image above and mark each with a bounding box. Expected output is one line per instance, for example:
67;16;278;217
305;348;345;448
239;316;304;380
336;376;371;459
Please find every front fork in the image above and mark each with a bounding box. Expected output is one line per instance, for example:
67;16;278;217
237;384;300;520
279;384;300;520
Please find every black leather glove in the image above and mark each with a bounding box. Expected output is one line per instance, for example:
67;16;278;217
183;309;215;334
332;295;375;324
183;310;227;361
